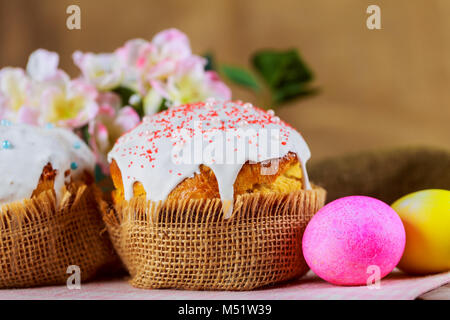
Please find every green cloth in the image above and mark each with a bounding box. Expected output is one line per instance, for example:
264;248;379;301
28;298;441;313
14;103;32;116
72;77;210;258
308;146;450;204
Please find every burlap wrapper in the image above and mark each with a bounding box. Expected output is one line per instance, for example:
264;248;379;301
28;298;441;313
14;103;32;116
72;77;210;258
0;183;117;288
102;186;326;290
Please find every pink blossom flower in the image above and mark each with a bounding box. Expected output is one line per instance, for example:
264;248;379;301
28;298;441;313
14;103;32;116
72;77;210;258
204;70;232;101
116;39;149;68
73;51;123;91
40;77;99;128
0;68;33;112
115;39;152;93
0;49;102;129
146;56;231;111
88;92;140;173
16;106;40;125
152;28;191;62
144;29;192;83
0;67;41;124
72;29;231;117
114;29;193;94
26;49;60;81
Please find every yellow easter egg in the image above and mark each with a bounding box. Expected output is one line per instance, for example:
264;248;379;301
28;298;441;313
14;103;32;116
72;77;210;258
391;189;450;275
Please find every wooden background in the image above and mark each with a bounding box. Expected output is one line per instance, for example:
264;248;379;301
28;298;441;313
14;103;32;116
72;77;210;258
1;0;449;160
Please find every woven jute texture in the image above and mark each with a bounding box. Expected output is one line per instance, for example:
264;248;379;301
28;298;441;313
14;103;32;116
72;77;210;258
102;187;326;290
0;183;117;288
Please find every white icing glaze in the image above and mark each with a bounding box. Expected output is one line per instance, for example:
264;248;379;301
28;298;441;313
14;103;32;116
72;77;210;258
108;100;311;218
0;123;95;206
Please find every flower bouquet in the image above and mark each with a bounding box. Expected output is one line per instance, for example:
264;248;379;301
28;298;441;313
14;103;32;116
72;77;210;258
0;28;316;180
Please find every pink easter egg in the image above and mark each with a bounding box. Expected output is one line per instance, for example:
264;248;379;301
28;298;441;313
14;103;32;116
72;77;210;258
302;196;406;286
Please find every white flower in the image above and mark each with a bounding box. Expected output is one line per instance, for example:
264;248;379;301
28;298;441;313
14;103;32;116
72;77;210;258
88;92;140;174
72;29;232;116
40;76;99;128
115;39;150;93
26;49;60;81
143;88;164;115
73;51;123;91
148;56;231;111
0;68;34;115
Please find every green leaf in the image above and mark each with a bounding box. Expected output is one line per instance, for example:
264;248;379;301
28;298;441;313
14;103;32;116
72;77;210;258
113;86;135;105
113;86;144;117
252;49;316;104
157;98;168;113
272;84;318;104
220;65;260;91
94;164;107;182
80;124;90;142
203;52;216;71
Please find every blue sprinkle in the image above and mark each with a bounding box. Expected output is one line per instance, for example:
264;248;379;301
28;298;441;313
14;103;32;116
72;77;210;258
0;119;12;126
2;140;12;149
70;162;78;170
45;123;54;129
73;141;81;149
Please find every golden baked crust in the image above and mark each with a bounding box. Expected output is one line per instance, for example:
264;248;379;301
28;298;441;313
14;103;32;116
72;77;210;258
110;152;303;204
31;163;94;199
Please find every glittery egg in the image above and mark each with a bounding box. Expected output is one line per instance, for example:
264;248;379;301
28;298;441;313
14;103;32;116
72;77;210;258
302;196;406;286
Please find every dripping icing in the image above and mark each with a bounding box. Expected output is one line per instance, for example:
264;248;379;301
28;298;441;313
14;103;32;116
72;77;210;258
108;100;311;218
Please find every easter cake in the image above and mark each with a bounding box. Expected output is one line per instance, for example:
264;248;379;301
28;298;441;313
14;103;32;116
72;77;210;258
0;123;116;288
103;100;326;290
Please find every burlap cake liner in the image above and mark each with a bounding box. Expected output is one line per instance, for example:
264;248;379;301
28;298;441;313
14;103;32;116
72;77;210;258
102;186;326;291
0;183;117;289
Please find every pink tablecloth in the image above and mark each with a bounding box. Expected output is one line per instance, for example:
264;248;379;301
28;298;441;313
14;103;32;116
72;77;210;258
1;270;449;300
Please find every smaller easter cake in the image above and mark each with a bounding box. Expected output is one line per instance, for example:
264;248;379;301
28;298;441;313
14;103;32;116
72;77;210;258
103;100;326;290
0;122;116;289
0;122;95;206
